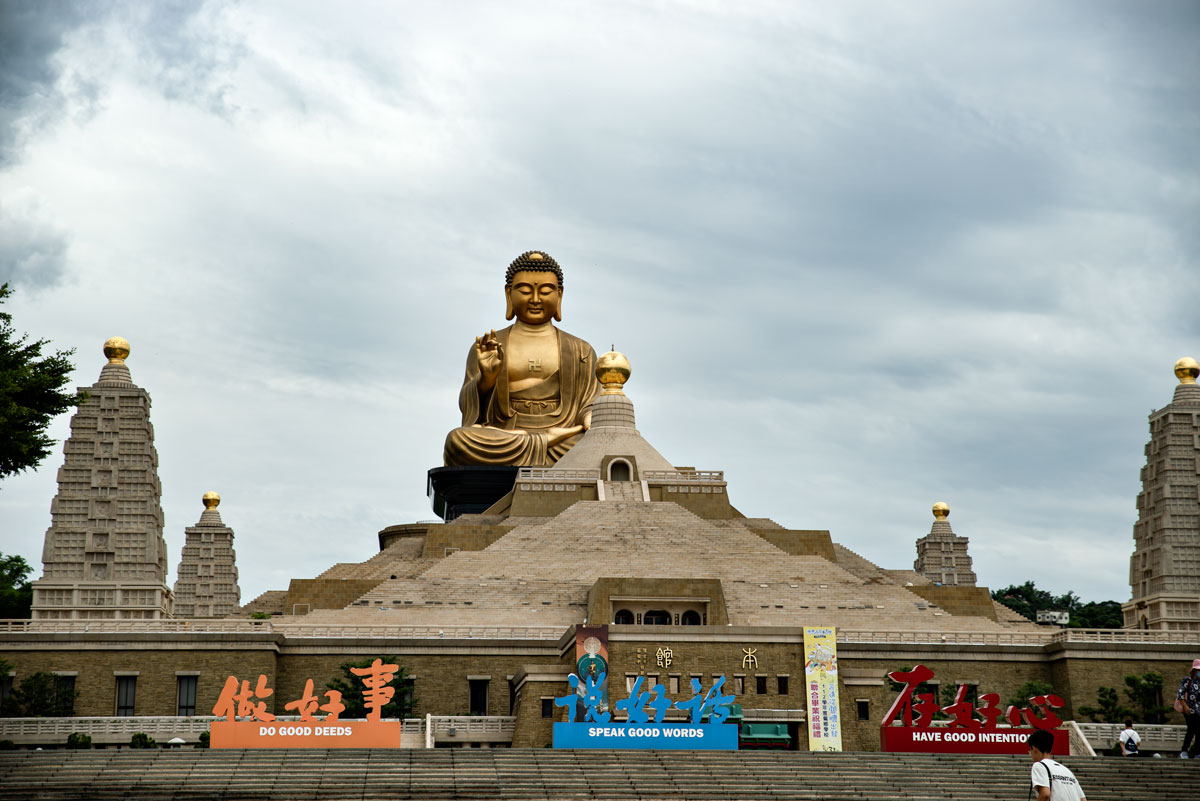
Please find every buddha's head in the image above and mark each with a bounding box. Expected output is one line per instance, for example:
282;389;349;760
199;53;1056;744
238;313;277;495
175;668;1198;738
505;250;563;324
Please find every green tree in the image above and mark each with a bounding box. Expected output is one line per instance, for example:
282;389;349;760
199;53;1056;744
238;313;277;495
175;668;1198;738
1071;601;1124;629
0;553;34;618
1124;672;1170;724
129;732;157;748
991;581;1122;628
1077;686;1132;723
325;656;417;719
0;671;77;717
0;283;83;481
992;581;1055;622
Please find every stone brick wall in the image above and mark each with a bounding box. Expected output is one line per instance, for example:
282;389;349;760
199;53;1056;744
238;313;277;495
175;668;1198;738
588;578;729;628
644;486;735;519
4;631;1196;749
906;586;997;620
510;665;573;747
423;525;513;557
284;579;384;614
2;646;277;717
744;528;837;560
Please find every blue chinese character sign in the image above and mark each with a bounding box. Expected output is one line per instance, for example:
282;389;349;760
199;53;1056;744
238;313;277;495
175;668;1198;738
553;674;739;750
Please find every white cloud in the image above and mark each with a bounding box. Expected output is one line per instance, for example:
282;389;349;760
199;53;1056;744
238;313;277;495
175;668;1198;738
0;0;1195;608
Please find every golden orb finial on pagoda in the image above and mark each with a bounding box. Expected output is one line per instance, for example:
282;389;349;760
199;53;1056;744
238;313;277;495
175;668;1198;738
596;350;631;395
932;502;949;521
1175;357;1199;385
103;336;130;363
202;491;221;509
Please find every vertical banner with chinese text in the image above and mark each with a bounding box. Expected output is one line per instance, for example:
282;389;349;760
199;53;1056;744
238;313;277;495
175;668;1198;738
803;625;842;751
576;624;609;715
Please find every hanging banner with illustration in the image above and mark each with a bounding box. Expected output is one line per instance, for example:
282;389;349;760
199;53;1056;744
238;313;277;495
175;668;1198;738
575;624;610;717
803;625;842;751
880;664;1068;755
208;659;403;748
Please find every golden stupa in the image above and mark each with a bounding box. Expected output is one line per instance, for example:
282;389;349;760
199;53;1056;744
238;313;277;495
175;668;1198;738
1175;357;1199;384
103;336;130;363
596;350;631;395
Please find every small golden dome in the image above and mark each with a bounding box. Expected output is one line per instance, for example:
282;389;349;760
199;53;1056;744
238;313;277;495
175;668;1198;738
932;502;949;520
596;351;631;395
1175;357;1199;385
528;252;545;261
202;491;221;509
103;336;130;363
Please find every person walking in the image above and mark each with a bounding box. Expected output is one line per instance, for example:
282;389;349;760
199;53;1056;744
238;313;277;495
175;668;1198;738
1178;658;1200;759
1117;719;1140;757
1027;729;1086;801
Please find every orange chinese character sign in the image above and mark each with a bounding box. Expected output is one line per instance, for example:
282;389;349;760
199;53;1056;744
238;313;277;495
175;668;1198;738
282;679;345;723
349;658;399;722
210;671;401;749
212;674;276;723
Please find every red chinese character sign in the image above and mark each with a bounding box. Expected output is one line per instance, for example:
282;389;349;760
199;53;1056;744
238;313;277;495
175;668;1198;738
879;665;1068;755
209;665;402;748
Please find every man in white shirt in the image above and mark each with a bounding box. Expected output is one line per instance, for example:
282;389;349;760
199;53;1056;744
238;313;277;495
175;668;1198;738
1118;719;1140;757
1027;729;1087;801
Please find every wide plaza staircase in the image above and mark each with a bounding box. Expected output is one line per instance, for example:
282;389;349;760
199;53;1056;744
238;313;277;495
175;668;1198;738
0;749;1190;800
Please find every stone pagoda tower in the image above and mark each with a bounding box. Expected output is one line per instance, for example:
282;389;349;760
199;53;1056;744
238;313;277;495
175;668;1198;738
1123;357;1200;631
913;502;977;586
30;337;173;620
172;492;241;618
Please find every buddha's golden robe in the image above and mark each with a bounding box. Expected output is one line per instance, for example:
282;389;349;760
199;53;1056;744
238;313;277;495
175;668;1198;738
443;325;599;466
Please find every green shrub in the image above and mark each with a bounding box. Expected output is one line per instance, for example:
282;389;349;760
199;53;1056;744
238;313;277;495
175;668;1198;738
197;731;210;749
0;739;16;750
129;732;157;749
66;732;92;749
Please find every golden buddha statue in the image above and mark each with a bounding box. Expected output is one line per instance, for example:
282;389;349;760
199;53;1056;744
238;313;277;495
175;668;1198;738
443;251;599;466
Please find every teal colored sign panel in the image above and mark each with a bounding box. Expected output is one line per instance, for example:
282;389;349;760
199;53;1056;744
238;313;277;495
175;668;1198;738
553;722;739;750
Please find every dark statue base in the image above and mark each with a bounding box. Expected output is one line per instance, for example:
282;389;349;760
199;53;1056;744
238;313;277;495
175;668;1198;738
427;465;519;522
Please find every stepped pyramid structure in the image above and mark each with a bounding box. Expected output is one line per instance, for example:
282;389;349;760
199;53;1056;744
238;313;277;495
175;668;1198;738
1123;357;1200;631
172;492;241;618
291;354;1021;636
30;338;173;620
913;502;977;586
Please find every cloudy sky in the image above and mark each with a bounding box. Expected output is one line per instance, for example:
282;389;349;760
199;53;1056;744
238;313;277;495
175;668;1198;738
1;0;1196;610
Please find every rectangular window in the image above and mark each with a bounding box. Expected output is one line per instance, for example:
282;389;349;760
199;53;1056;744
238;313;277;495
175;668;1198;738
756;676;767;694
733;675;745;695
856;699;870;721
54;675;76;716
541;698;553;719
777;675;789;695
391;677;415;717
177;675;197;716
0;674;12;710
116;676;136;716
469;679;489;716
669;675;679;695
